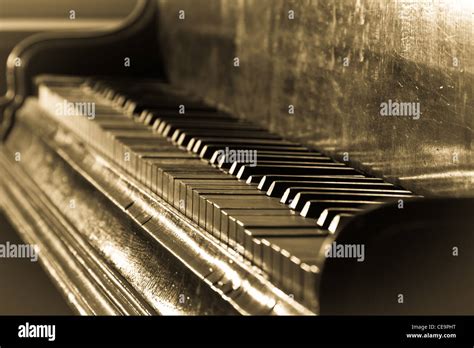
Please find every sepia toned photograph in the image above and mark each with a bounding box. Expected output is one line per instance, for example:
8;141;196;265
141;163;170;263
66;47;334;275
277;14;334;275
0;0;472;345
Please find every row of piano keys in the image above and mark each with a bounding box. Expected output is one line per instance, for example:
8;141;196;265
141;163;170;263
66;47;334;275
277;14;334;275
37;76;419;309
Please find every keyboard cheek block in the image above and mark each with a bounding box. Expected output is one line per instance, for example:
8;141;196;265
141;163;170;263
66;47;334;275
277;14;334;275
319;198;474;315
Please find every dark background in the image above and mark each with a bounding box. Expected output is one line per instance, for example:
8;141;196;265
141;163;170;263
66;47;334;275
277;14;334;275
0;212;72;314
0;0;137;95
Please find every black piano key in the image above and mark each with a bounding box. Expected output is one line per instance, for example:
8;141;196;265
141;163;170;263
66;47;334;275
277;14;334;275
218;154;333;169
290;191;415;211
300;200;386;219
123;93;199;106
138;151;196;159
268;180;398;198
257;174;372;191
200;144;311;160
246;175;266;184
155;116;242;128
174;129;282;146
219;209;297;245
96;122;150;131
144;108;233;121
240;225;326;261
281;186;412;205
103;82;177;97
194;190;266;233
231;214;319;235
228;161;345;176
87;79;169;96
124;96;216;115
207;197;288;245
209;150;324;165
228;216;322;255
189;138;300;153
236;165;360;180
147;113;236;128
117;138;174;148
260;236;325;269
317;207;363;229
193;187;261;224
109;130;162;139
158;121;261;137
327;213;355;234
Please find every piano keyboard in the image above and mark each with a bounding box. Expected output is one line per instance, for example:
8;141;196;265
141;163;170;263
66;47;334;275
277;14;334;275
37;76;419;308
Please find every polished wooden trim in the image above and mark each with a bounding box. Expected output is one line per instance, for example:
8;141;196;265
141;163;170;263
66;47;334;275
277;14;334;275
0;98;314;315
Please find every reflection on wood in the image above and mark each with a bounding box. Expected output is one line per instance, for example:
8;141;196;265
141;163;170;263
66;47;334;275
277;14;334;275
157;0;474;196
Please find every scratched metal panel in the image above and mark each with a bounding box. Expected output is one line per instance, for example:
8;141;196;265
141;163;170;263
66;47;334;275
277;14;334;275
157;0;473;197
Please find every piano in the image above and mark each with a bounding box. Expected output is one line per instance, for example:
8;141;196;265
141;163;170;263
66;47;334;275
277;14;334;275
0;0;473;315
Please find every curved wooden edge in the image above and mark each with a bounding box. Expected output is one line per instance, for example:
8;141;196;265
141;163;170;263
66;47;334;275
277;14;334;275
0;0;163;140
318;198;474;314
0;152;159;315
